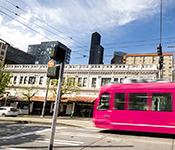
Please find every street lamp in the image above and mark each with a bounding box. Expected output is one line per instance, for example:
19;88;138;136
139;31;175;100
167;45;175;81
5;91;10;106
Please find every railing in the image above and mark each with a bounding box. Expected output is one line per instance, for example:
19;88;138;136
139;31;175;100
5;63;158;72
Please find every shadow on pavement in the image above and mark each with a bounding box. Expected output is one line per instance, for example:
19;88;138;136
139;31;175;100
100;129;175;139
0;123;50;147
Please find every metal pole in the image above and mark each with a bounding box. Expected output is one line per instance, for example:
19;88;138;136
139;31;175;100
5;96;8;106
48;62;65;150
41;78;50;117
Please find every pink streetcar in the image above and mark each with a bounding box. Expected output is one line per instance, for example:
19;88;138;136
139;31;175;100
92;82;175;134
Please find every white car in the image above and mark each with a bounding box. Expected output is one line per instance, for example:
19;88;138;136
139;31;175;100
0;106;19;117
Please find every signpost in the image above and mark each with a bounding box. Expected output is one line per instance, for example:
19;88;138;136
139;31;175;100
48;46;66;150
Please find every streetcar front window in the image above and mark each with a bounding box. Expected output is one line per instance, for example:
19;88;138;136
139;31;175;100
98;93;110;110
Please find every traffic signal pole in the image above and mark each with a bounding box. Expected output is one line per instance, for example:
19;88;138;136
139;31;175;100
41;78;50;117
48;60;65;150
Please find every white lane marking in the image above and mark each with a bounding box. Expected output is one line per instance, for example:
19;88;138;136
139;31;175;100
0;127;65;140
59;132;103;138
0;147;28;150
111;122;175;128
35;138;84;146
37;138;84;144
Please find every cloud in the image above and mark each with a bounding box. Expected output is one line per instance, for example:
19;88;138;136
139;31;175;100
0;0;174;59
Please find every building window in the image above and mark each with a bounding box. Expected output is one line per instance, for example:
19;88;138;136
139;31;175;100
120;78;124;83
1;51;4;55
114;78;118;83
19;76;23;84
152;93;172;111
83;78;87;87
101;78;111;86
39;76;44;85
129;93;147;111
13;76;17;84
78;77;82;86
114;93;125;110
28;76;36;84
91;78;96;87
24;76;27;84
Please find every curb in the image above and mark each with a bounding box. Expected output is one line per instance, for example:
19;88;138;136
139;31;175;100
0;118;85;128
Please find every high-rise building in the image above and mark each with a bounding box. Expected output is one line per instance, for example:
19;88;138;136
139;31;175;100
27;41;71;64
0;39;35;65
123;53;174;81
89;32;104;64
111;51;127;64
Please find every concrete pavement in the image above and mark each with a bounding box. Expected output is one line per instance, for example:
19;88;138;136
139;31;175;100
0;115;96;129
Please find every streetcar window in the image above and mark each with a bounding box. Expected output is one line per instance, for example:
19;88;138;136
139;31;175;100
114;93;125;110
129;93;147;111
98;93;110;110
152;93;172;111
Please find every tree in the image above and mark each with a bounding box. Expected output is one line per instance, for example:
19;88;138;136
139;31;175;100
0;64;13;94
19;86;38;115
49;77;80;99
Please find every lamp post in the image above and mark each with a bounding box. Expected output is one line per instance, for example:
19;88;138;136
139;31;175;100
5;91;9;106
167;45;175;81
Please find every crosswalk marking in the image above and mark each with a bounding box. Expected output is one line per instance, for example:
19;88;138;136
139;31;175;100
0;147;28;150
0;127;65;140
35;138;84;146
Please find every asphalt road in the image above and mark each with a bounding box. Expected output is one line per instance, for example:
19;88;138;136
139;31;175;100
0;123;175;150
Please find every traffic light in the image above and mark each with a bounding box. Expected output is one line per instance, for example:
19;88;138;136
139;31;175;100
159;56;163;64
50;45;66;62
47;66;60;79
157;44;162;56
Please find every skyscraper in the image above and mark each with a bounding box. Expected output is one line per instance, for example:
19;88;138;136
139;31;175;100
89;32;104;64
27;41;71;64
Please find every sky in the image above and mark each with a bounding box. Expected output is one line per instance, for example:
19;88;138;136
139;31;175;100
0;0;175;65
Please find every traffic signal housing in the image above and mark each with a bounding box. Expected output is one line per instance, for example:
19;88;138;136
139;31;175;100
47;66;60;79
50;45;66;62
157;44;162;56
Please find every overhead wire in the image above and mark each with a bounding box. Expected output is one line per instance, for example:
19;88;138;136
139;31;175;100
5;0;88;49
0;6;88;57
2;0;175;62
0;9;52;41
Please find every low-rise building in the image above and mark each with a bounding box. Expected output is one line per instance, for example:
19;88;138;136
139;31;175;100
1;63;159;117
123;53;174;81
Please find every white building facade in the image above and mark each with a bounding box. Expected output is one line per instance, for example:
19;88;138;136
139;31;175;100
2;63;159;116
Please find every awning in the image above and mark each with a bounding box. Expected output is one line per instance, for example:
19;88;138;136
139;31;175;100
0;96;96;103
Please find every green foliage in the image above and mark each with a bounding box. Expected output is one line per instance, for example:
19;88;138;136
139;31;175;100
19;86;38;101
19;86;38;115
0;64;13;94
49;77;80;98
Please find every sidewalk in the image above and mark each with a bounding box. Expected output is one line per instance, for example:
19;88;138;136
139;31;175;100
0;115;96;129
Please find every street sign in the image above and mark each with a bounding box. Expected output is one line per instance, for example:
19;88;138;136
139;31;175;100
48;61;55;67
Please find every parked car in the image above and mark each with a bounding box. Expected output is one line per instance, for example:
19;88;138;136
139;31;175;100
0;106;19;117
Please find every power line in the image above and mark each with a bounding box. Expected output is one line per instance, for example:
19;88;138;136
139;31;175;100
5;0;88;49
0;9;52;41
0;8;88;57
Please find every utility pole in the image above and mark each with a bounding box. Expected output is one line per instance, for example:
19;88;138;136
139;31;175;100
41;78;50;117
157;0;163;79
168;45;175;81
